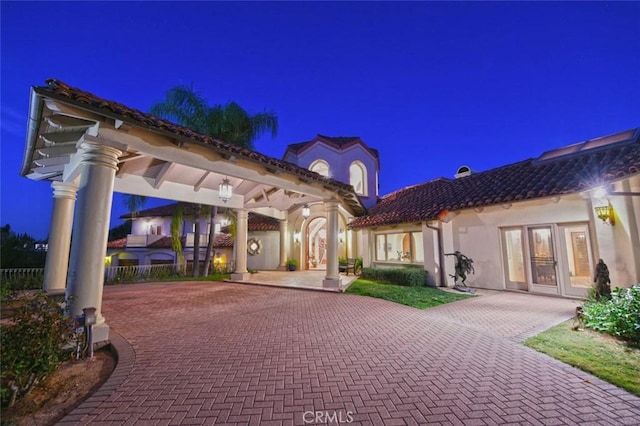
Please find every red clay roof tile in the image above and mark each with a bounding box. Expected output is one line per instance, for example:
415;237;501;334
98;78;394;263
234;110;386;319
34;79;364;215
350;129;640;228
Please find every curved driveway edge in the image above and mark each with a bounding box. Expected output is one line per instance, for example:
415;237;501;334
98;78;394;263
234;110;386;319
62;282;640;425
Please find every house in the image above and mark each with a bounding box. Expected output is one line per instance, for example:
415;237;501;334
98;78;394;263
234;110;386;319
350;128;640;298
107;204;280;271
100;113;640;299
19;79;640;343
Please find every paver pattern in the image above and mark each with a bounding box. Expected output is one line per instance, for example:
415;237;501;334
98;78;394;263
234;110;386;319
62;282;640;425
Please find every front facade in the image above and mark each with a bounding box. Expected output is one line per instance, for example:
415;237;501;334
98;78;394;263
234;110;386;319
18;79;640;347
351;128;640;298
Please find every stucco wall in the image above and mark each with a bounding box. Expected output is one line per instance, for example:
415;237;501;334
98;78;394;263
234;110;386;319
289;142;379;208
247;231;280;270
447;196;592;291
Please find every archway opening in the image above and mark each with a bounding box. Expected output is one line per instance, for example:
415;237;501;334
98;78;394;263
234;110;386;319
306;217;327;270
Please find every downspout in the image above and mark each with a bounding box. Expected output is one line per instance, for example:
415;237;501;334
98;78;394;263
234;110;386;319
426;222;446;287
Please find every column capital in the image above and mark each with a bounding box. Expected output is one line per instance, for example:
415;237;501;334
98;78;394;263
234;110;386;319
236;209;248;218
51;181;78;200
79;142;122;171
324;199;340;211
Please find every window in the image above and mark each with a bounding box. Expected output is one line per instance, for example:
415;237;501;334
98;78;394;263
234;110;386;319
375;232;423;263
309;159;330;177
349;161;367;195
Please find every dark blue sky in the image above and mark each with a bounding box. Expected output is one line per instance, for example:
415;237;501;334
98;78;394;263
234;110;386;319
2;2;639;239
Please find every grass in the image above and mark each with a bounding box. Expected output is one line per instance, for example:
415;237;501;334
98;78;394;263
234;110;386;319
345;279;474;309
525;320;640;396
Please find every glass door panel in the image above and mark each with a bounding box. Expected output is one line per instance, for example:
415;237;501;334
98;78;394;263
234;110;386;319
502;228;527;290
561;225;593;297
528;227;557;286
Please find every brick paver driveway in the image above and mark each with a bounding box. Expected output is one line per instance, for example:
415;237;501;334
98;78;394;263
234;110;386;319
63;282;640;425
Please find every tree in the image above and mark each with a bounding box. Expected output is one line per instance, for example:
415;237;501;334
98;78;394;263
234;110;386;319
150;84;278;276
0;225;47;269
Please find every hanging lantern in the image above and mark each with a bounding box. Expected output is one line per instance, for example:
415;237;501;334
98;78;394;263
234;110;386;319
219;177;233;203
302;204;310;219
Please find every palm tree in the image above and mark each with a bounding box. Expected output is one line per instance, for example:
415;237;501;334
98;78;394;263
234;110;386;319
150;84;278;276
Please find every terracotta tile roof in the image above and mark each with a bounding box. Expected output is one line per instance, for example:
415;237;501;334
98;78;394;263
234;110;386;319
33;79;364;215
107;238;127;249
145;234;233;249
121;203;194;219
284;134;380;162
146;236;179;249
121;203;280;231
350;129;640;228
247;213;280;231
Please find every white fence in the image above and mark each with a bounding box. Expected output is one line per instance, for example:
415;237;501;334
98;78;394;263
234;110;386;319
104;263;179;283
0;268;45;289
1;261;236;290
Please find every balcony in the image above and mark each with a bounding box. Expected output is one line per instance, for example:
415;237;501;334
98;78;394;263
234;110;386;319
126;234;165;247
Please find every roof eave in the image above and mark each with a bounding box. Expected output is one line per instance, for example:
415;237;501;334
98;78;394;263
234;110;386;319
20;88;45;177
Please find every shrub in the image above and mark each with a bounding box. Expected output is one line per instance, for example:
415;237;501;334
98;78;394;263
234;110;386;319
1;292;76;408
582;285;640;345
361;267;428;287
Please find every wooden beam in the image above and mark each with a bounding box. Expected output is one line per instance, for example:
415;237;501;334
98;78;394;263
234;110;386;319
153;162;176;189
194;171;210;192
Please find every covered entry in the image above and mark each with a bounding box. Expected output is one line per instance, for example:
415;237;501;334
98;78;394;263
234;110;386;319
20;79;364;342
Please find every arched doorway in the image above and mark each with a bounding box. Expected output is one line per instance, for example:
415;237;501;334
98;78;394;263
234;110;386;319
307;217;327;270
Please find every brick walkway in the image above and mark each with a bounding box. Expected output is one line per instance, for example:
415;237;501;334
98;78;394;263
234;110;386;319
62;282;640;425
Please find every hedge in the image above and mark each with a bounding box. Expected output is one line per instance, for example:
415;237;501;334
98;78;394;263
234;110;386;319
360;267;428;287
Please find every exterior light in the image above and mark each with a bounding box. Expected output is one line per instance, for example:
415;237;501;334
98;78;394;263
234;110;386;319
293;231;301;244
219;177;233;203
302;204;310;219
593;187;607;200
338;228;345;243
594;203;615;225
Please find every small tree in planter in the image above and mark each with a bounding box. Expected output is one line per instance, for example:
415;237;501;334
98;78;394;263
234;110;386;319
285;259;299;271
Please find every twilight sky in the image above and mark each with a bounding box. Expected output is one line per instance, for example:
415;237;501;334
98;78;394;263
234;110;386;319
1;2;639;239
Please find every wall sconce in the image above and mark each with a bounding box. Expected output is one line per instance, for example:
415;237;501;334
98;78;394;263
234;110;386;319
219;177;233;203
293;231;301;244
338;228;345;243
594;203;615;225
302;204;310;219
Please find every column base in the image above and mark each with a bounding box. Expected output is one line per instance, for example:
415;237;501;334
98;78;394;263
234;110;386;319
231;272;251;281
323;278;342;291
277;265;288;271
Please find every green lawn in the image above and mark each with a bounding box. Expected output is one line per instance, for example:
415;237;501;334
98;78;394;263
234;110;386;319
345;279;474;309
525;320;640;396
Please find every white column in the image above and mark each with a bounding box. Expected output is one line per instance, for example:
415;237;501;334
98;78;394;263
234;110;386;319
43;182;78;294
278;218;288;271
66;142;121;343
231;209;250;281
323;200;341;290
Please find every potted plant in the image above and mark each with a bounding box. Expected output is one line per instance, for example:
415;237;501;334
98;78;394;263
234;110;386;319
338;257;348;273
285;258;298;271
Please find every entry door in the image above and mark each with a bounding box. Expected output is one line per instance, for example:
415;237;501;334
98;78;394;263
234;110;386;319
559;224;593;298
501;228;527;290
528;226;557;286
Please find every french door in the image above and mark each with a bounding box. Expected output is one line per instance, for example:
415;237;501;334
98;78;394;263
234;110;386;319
558;224;593;298
501;224;593;297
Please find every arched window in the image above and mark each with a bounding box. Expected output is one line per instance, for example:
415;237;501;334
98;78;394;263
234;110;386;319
349;161;367;195
309;159;330;177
